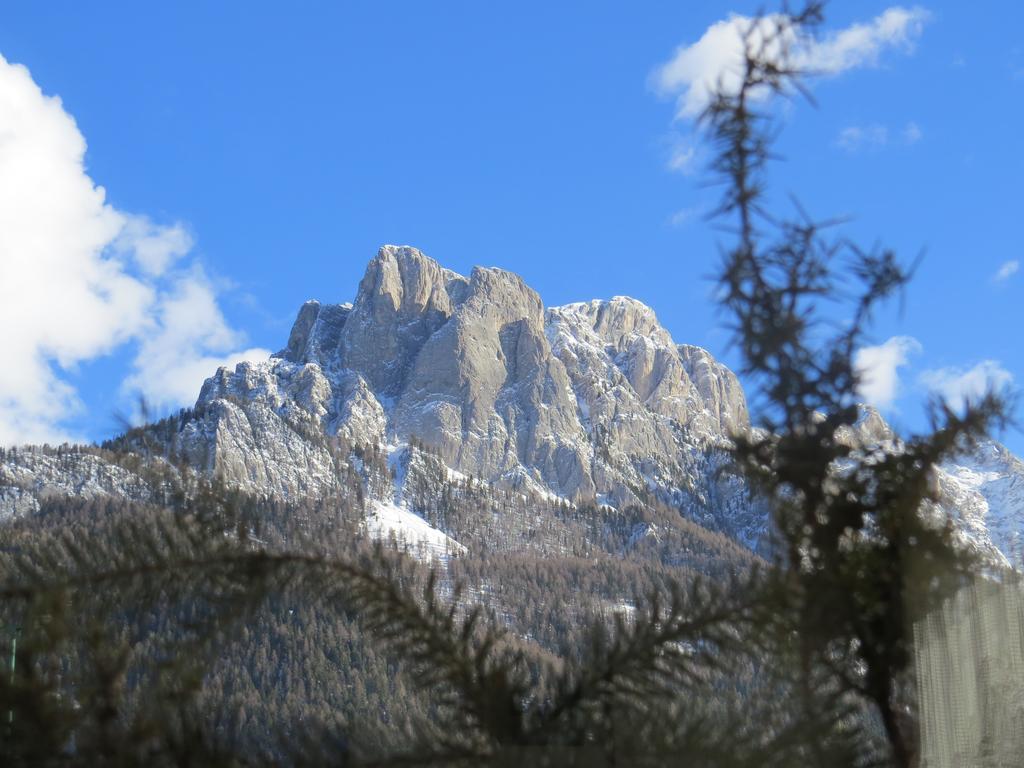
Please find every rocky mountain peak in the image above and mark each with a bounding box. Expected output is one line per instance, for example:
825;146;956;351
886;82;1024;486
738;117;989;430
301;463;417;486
842;405;896;447
355;245;466;320
336;246;464;395
277;300;351;368
193;246;755;506
466;265;545;328
553;296;674;352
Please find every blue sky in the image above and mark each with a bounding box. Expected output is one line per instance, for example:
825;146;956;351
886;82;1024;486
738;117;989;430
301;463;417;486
0;2;1020;453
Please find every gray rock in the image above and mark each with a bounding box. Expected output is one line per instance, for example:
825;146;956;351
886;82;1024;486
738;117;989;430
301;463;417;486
202;246;750;507
274;249;747;506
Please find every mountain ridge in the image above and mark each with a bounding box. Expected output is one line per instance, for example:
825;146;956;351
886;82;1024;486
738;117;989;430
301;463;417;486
1;244;1021;568
190;244;750;511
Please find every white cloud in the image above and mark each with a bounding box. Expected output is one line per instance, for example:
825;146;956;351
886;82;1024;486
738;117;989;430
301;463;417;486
903;121;923;144
836;121;922;152
801;7;930;72
667;206;701;228
993;259;1019;283
920;361;1014;411
667;142;697;174
114;214;193;276
837;123;889;152
653;6;930;118
854;335;922;409
124;267;270;408
0;53;268;446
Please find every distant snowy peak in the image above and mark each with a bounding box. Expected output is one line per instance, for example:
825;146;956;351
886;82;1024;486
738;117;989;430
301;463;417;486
192;245;749;510
546;295;748;441
935;441;1024;568
835;405;1023;568
549;296;675;352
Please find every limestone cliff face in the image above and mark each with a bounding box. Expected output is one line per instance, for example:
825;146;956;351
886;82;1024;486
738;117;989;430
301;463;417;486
183;245;750;508
391;263;591;498
338;247;467;396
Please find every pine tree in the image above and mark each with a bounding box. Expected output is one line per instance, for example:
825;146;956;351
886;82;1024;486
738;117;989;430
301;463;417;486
696;3;1012;765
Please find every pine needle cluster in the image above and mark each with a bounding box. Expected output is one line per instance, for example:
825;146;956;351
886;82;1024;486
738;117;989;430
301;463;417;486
1;502;869;766
698;3;1014;765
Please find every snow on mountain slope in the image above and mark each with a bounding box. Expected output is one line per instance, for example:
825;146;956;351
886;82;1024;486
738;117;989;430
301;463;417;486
935;441;1024;568
363;500;466;562
0;448;164;514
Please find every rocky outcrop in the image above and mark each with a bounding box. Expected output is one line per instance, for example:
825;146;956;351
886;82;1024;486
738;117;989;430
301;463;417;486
180;246;750;509
0;449;162;515
933;441;1024;568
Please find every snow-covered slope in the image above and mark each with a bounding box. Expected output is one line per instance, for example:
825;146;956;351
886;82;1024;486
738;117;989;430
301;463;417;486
0;448;164;519
934;442;1024;568
364;500;466;562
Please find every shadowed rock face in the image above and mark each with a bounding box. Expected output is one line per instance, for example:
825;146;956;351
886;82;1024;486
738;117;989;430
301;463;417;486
339;247;467;396
187;245;750;506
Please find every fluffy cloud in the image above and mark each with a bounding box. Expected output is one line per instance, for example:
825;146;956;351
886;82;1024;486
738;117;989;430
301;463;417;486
653;6;930;118
854;335;922;409
114;215;194;277
920;361;1014;411
0;53;269;446
123;268;270;408
993;260;1019;283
